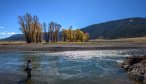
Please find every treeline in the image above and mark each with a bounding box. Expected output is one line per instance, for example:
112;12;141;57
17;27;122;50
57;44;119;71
18;13;89;43
43;22;61;42
62;27;89;42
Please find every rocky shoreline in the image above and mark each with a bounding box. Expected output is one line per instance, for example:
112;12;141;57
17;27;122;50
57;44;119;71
120;56;146;82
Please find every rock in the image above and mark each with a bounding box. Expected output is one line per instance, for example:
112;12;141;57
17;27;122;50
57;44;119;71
123;65;130;70
128;73;144;82
141;60;146;64
120;55;146;82
128;62;146;82
120;56;146;70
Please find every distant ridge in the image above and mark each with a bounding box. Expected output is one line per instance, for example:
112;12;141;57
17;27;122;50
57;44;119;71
1;34;25;41
81;17;146;39
1;17;146;41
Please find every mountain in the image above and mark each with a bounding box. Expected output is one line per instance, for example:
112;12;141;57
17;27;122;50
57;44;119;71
1;34;25;41
81;17;146;39
1;17;146;41
0;33;63;41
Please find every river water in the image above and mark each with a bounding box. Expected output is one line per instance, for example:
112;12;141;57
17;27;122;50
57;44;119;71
0;48;146;84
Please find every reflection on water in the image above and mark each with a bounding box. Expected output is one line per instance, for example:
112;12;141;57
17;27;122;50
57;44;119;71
0;49;146;84
18;79;32;84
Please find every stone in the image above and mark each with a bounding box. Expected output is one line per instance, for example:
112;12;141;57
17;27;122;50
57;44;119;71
128;63;146;82
128;72;144;82
120;56;146;82
120;56;146;70
123;65;130;70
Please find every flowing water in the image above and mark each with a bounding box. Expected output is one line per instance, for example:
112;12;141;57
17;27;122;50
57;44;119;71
0;48;146;84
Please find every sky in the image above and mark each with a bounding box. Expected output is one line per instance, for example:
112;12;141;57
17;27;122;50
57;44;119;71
0;0;146;39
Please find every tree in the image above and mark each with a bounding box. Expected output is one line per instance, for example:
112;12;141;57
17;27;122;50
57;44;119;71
75;29;84;41
43;22;50;42
84;32;89;42
48;22;61;42
62;28;89;42
69;26;73;42
49;22;55;42
54;23;61;42
62;29;67;42
18;13;42;43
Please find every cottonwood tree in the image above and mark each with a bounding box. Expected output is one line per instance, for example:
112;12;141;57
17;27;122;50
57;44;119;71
43;22;50;42
54;23;61;42
43;22;61;42
62;28;89;42
62;29;67;42
49;22;54;42
69;26;72;42
18;13;42;43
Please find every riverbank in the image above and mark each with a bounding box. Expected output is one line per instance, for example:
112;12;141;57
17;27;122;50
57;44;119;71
0;42;146;52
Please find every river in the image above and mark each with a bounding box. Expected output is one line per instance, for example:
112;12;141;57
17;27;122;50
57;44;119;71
0;48;146;84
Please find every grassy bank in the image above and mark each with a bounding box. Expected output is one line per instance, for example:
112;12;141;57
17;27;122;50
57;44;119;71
0;41;26;45
1;37;146;45
90;37;146;43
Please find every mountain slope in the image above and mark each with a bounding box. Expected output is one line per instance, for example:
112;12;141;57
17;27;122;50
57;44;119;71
81;17;146;39
1;34;25;41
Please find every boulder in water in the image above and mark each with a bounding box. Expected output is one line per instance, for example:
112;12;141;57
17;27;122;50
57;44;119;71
120;55;146;82
120;56;145;70
128;62;146;82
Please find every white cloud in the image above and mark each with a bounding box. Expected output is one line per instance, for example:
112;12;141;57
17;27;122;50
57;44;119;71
0;32;16;35
0;26;4;28
0;32;17;39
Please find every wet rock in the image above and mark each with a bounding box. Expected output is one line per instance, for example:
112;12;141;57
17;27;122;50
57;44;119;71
128;62;146;82
123;65;130;70
128;73;144;82
120;56;146;70
120;55;146;82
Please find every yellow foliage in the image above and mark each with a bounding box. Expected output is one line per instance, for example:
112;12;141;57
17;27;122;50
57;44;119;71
62;28;89;42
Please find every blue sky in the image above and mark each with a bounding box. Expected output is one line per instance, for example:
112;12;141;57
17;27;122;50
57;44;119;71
0;0;146;38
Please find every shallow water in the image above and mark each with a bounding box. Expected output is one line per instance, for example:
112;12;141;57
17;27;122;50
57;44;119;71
0;49;146;84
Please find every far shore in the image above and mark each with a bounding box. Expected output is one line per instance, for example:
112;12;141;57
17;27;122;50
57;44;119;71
0;41;146;52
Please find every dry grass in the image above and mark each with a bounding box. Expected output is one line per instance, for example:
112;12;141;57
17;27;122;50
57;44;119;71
114;37;146;43
90;37;146;43
0;41;26;45
0;37;146;45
